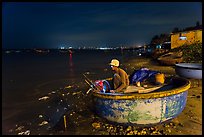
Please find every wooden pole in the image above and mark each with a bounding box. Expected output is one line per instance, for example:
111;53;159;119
63;115;67;130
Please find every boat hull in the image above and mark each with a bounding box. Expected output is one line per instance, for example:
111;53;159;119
175;63;202;79
158;57;183;66
92;77;190;125
157;52;183;66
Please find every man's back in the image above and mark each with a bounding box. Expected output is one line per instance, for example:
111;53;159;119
117;68;129;88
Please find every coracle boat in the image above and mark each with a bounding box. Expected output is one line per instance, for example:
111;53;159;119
157;52;183;66
151;49;169;60
175;63;202;79
92;77;190;126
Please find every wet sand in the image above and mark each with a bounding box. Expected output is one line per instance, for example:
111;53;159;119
4;56;202;135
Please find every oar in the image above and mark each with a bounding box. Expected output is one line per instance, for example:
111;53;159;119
83;74;101;93
84;79;93;88
86;88;93;94
84;79;94;94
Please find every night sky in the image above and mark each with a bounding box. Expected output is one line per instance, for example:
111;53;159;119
2;2;202;49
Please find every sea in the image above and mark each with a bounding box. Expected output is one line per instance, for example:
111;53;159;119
2;49;141;135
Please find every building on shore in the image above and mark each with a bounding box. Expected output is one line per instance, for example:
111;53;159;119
170;25;202;49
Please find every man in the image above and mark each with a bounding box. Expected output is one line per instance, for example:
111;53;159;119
109;59;129;93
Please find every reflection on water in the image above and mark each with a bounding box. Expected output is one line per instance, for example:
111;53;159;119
69;52;74;76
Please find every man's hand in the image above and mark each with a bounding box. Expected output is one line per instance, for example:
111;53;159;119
110;90;115;93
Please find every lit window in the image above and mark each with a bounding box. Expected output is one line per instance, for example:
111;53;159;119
179;36;187;40
156;45;161;49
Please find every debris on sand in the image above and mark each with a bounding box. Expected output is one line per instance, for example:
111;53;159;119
18;130;30;135
38;121;49;126
15;126;24;131
92;122;101;129
64;86;72;89
38;96;49;101
72;91;82;95
38;115;43;118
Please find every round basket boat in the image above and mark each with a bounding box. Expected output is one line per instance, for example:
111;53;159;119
175;63;202;79
92;77;191;126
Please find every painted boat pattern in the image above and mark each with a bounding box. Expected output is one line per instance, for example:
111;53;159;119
92;77;190;125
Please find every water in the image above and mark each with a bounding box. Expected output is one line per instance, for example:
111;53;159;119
2;49;140;135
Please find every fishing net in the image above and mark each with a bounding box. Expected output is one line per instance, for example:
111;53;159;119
94;80;111;93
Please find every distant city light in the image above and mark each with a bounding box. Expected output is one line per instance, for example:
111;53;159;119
98;47;111;50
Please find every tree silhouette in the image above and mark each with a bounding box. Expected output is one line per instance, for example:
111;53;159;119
172;27;180;33
196;21;200;26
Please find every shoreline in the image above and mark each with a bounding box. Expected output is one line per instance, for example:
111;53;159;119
3;55;202;135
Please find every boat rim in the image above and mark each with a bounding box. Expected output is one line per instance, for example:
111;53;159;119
92;77;191;99
175;63;202;70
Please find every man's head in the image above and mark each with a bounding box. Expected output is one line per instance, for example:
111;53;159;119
109;59;119;67
109;59;119;71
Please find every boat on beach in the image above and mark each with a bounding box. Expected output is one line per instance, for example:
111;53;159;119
91;76;190;126
157;52;183;66
151;49;169;60
175;63;202;79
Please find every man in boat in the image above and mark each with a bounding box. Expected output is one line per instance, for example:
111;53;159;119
109;59;129;93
